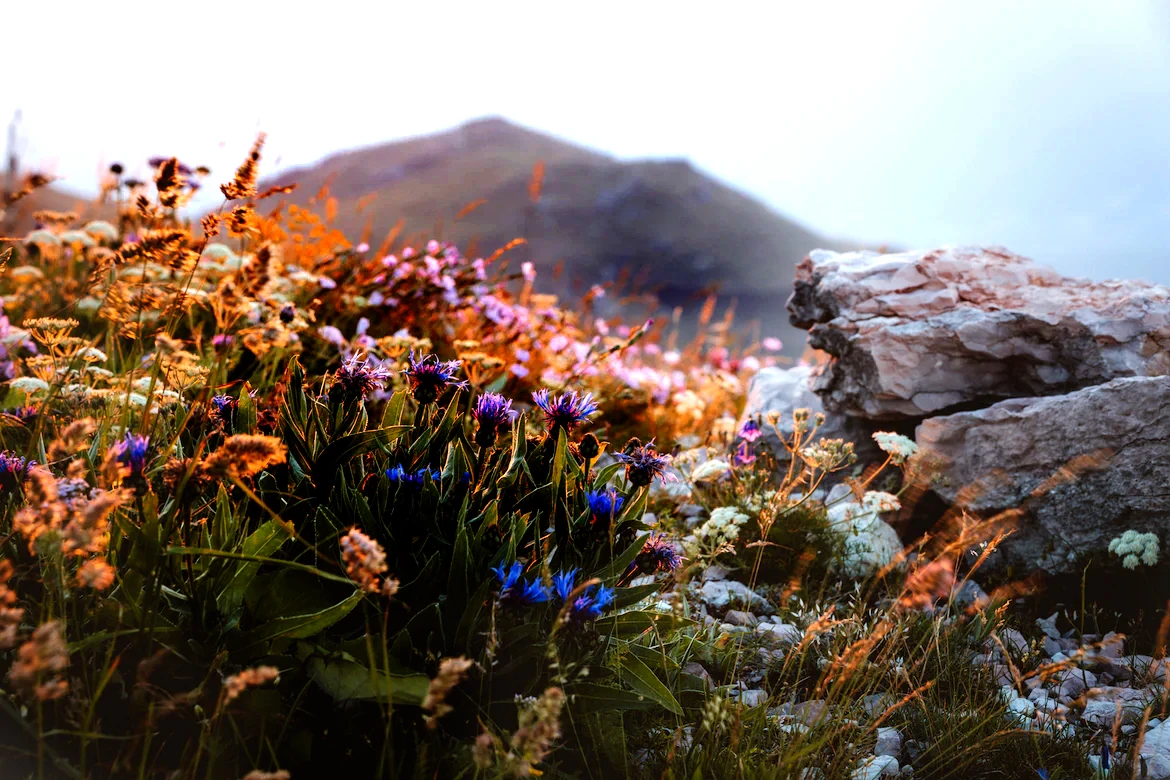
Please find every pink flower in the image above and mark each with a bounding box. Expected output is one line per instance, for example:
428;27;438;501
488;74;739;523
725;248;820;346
426;239;440;255
663;351;680;365
548;334;569;353
595;318;610;336
319;277;337;290
762;337;783;352
319;326;344;346
510;363;530;378
514;348;530;363
742;356;761;372
522;262;536;282
356;242;369;253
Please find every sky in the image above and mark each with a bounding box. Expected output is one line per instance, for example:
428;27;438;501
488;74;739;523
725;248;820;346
6;0;1170;282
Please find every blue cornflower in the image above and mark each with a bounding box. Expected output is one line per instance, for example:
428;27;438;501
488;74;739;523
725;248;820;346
385;464;442;489
615;440;674;488
1035;770;1049;780
552;568;580;601
586;488;625;525
531;389;598;433
403;351;466;404
569;584;614;622
112;432;149;477
210;394;238;424
493;562;550;606
331;355;392;403
472;392;516;447
635;533;684;574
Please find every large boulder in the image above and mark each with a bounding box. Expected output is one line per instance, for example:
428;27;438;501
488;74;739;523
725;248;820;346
787;246;1170;419
915;376;1170;574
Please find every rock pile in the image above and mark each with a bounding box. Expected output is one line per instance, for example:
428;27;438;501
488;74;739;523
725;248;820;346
783;245;1170;574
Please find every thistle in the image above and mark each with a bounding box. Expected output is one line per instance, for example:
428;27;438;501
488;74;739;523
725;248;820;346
472;392;516;448
111;433;149;478
0;451;32;491
615;439;674;488
403;352;466;404
209;394;238;425
635;533;684;574
586;488;624;526
532;389;598;434
330;355;392;404
550;568;613;622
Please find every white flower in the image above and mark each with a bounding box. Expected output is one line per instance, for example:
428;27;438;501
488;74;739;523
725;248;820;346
10;377;49;395
690;459;731;484
872;432;919;465
1108;530;1159;569
861;491;901;514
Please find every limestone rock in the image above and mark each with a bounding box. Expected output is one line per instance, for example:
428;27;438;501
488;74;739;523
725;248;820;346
787;246;1170;419
826;484;903;578
916;376;1170;574
1142;719;1170;779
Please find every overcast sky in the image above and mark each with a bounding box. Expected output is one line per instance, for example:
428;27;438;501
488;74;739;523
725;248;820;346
6;0;1170;282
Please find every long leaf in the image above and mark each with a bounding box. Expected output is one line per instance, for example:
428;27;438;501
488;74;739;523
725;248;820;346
617;652;683;715
237;590;363;648
215;520;291;616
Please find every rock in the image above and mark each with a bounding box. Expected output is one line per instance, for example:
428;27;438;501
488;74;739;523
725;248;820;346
1007;697;1035;721
1080;687;1147;726
916;376;1170;574
1099;631;1126;658
761;622;802;645
702;564;731;582
682;661;715;691
997;629;1028;658
852;755;900;779
733;688;769;707
826;484;903;578
697;579;766;610
874;727;902;757
738;365;878;465
863;693;895;718
1056;668;1098;699
950;580;989;610
1036;613;1061;640
1141;719;1170;779
724;610;759;627
787;246;1170;420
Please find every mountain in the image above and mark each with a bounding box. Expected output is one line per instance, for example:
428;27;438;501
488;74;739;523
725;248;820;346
259;117;860;351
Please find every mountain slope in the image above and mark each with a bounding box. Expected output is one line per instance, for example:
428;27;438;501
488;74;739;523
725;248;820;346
261;117;858;349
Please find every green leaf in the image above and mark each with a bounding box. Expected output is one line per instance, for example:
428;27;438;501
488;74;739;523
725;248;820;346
215;520;291;616
237;590;363;649
593;462;623;490
595;532;650;582
236;387;258;434
613;582;663;610
617;652;683;715
594;610;696;639
568;682;659;713
484;373;508;394
313;426;411;495
307;655;429;704
496;415;527;489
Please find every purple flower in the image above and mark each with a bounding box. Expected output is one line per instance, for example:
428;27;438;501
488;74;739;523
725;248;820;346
532;389;598;433
403;352;466;404
569;584;614;622
112;432;150;477
211;334;235;350
472;393;516;448
733;440;758;467
635;534;683;574
739;419;762;443
0;451;32;491
210;394;238;425
615;440;674;488
552;569;580;601
330;355;392;404
493;562;550;607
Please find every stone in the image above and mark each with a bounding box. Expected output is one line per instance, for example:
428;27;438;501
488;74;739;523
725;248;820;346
950;580;989;610
1056;668;1097;699
1141;719;1170;779
916;376;1170;574
738;365;879;466
1080;686;1147;726
852;755;900;779
733;688;769;707
874;727;902;757
697;579;766;610
763;622;802;646
826;484;903;578
724;610;759;627
787;246;1170;420
682;662;715;691
998;629;1028;658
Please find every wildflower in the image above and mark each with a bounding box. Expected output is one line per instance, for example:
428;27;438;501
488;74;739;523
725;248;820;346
635;534;684;574
10;377;49;395
578;433;601;461
210;394;238;425
738;419;762;442
899;558;955;612
567;584;614;623
9;620;69;700
423;656;474;728
12;467;65;554
340;527;388;593
211;333;235;350
872;432;919;465
1108;529;1159;569
506;687;565;775
111;432;150;478
241;772;291;780
472;393;516;448
586;488;624;524
76;558;116;590
385;464;442;489
689;459;731;483
493;562;550;607
199;435;287;480
532;389;598;433
800;438;855;472
862;491;901;514
221;666;280;706
762;337;783;351
552;569;580;601
330;355;392;404
403;352;466;404
0;561;22;649
732;441;757;467
0;451;31;491
615;439;674;488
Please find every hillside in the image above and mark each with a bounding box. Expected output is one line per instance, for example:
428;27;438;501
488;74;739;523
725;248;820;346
259;117;860;351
